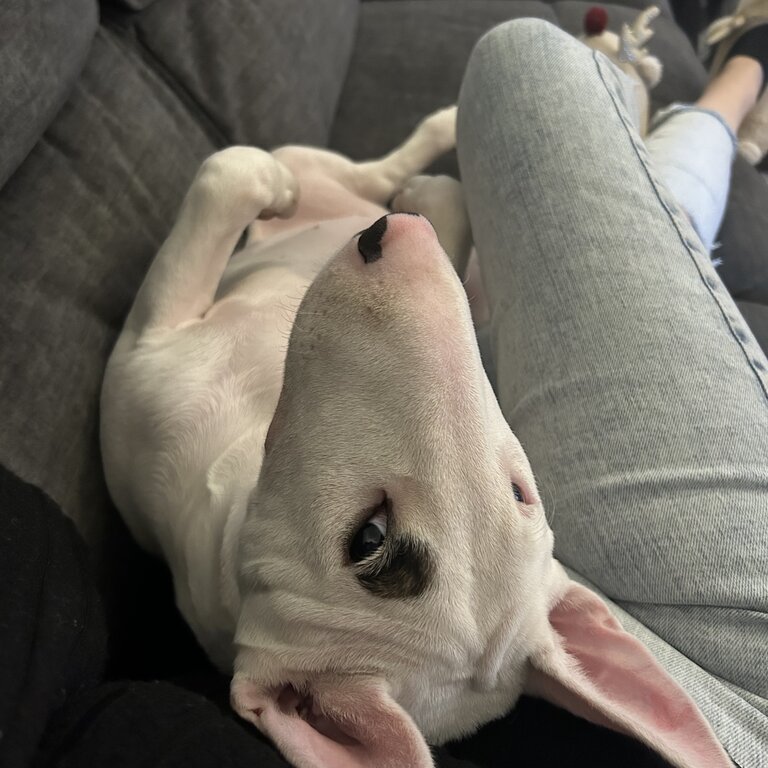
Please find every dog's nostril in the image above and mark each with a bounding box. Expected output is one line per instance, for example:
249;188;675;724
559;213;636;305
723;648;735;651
357;215;389;264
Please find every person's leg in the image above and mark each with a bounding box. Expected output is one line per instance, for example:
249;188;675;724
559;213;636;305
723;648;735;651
457;16;768;756
697;55;764;134
645;55;764;254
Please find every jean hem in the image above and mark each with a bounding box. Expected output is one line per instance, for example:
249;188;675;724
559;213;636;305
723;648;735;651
650;103;739;153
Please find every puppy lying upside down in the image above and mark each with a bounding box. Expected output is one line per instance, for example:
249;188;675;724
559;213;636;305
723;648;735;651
101;107;730;768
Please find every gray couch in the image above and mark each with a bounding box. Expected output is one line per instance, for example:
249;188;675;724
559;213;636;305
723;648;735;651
2;0;767;690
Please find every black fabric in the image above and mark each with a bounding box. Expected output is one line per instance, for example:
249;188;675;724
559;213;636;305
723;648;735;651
715;156;768;305
171;673;674;767
33;681;292;768
443;696;672;767
724;23;768;92
103;529;214;681
0;466;106;768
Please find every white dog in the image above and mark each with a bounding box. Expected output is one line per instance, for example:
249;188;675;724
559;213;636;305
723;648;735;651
101;108;729;768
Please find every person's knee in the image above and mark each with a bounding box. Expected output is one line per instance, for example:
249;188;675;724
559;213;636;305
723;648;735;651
476;17;568;56
461;18;596;102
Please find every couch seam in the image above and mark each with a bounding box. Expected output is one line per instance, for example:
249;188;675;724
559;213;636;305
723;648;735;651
100;16;229;149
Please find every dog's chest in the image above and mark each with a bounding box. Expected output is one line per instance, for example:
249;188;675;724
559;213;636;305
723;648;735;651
147;215;376;473
216;214;373;302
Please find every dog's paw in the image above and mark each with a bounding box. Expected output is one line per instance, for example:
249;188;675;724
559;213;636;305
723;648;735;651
195;147;299;225
391;174;464;223
258;157;299;220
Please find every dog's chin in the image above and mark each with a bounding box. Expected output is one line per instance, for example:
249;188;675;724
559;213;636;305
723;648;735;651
401;673;526;745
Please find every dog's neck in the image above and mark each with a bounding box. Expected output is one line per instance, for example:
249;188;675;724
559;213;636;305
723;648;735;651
167;424;268;671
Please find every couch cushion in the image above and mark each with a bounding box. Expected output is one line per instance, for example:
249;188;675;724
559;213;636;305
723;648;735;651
126;0;359;148
0;0;98;187
0;26;215;567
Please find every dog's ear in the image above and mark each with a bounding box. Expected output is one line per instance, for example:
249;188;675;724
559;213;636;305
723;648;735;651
525;581;730;768
231;674;433;768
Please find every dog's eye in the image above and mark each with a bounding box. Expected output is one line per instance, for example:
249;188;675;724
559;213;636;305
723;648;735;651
512;483;525;503
350;507;388;563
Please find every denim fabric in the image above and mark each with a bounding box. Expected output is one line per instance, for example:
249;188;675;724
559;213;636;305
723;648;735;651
647;104;737;254
457;19;768;768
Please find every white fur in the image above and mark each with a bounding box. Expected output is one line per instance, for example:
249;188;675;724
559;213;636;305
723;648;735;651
101;108;559;739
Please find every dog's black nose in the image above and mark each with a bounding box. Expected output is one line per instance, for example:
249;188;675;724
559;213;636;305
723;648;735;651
357;215;388;264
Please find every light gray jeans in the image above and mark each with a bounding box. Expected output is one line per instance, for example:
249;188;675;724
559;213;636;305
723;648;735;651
457;19;768;768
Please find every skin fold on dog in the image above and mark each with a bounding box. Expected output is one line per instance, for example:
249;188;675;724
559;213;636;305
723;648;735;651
101;107;731;768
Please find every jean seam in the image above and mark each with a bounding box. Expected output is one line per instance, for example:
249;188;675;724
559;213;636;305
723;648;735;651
592;51;768;405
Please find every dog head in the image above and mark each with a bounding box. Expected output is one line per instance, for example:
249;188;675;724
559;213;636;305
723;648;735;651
231;214;728;768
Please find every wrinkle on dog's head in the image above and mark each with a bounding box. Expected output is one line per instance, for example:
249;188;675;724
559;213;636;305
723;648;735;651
233;215;556;742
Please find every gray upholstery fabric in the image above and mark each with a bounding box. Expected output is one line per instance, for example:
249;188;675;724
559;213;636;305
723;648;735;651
737;301;768;353
718;161;768;304
130;0;360;148
0;0;98;187
0;27;214;561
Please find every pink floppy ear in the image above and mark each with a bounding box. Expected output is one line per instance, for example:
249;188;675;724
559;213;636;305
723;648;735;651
525;582;731;768
231;675;434;768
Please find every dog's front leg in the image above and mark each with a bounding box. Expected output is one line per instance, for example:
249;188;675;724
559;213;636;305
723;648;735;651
351;106;457;204
123;147;298;338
